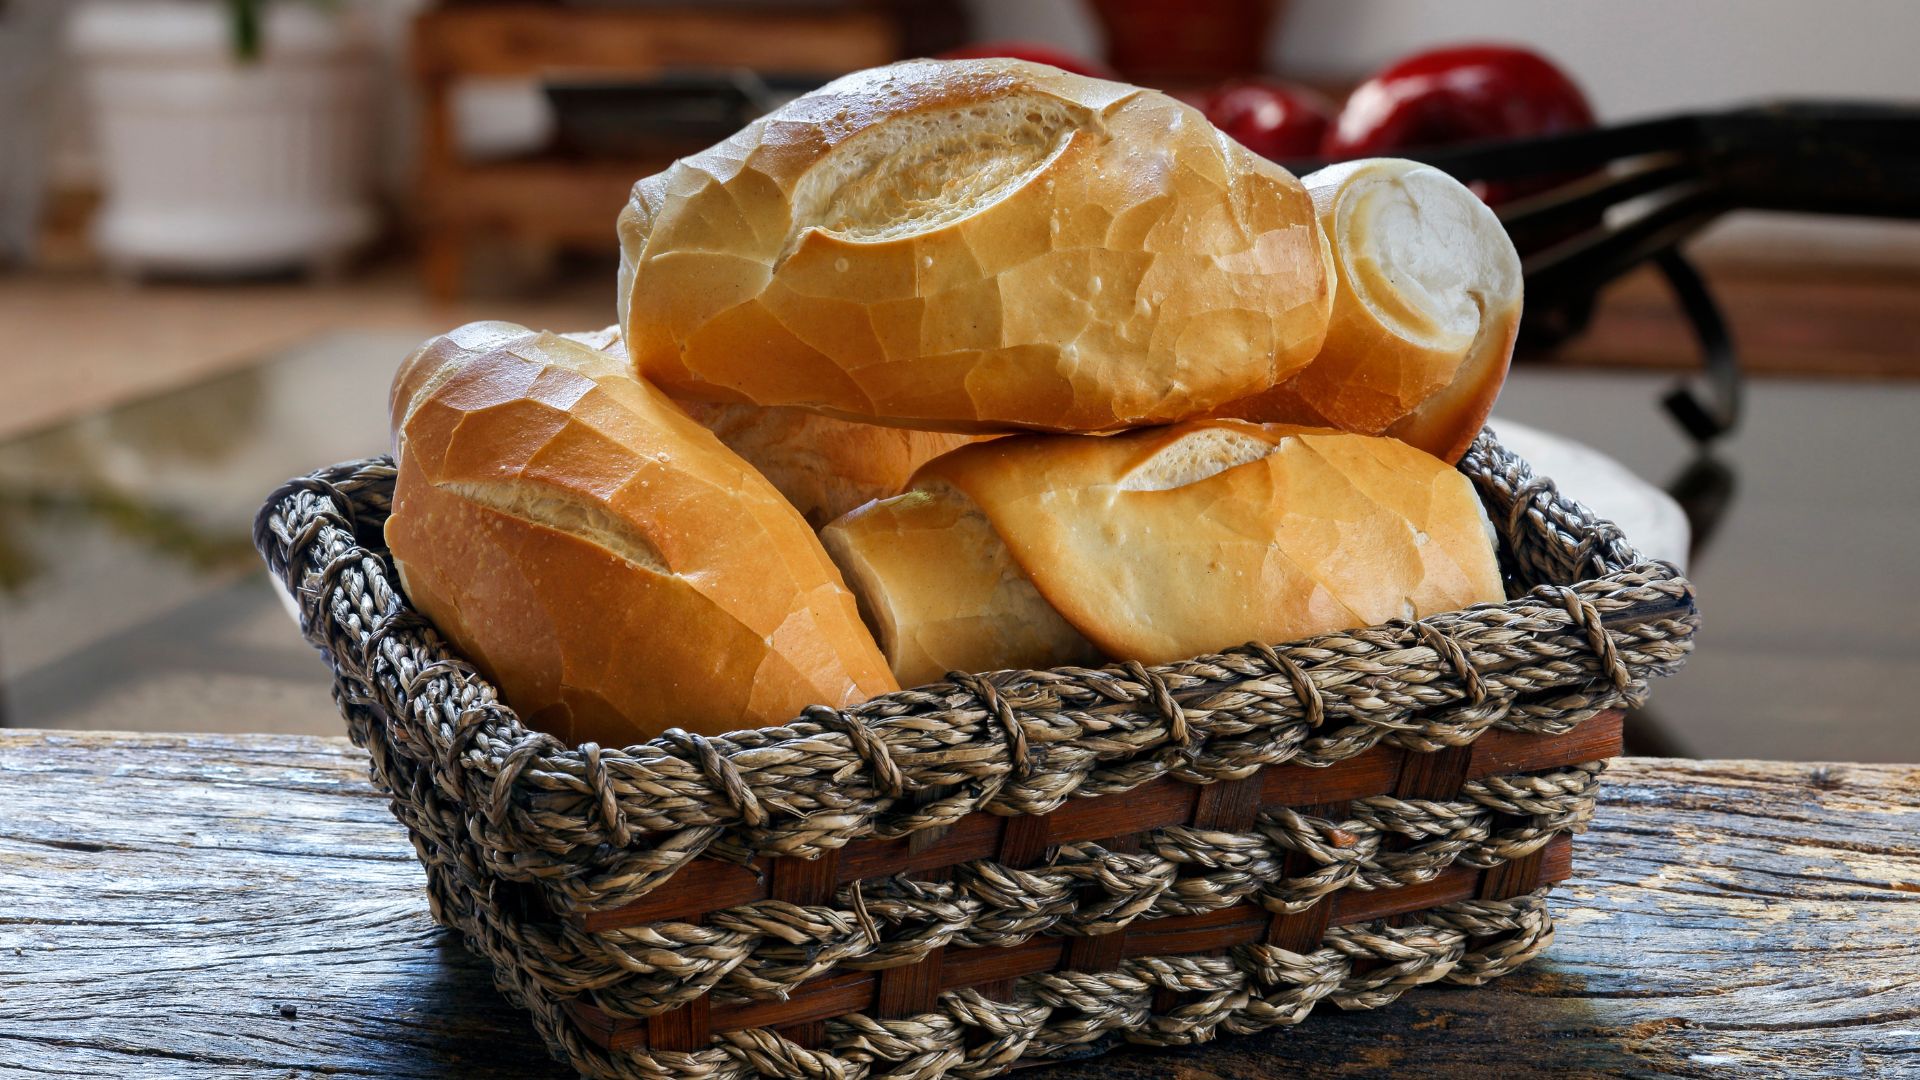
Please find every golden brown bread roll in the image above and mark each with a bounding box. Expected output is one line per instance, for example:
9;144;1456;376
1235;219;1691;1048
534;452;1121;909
1219;158;1523;462
822;420;1505;683
556;325;623;354
559;327;980;525
819;482;1102;687
669;402;982;527
385;321;896;746
618;58;1334;434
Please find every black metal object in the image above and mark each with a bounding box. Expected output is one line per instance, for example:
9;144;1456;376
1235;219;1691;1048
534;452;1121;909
1281;102;1920;444
544;71;829;159
1654;251;1741;445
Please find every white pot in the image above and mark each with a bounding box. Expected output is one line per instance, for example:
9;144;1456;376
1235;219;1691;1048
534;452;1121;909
69;1;378;275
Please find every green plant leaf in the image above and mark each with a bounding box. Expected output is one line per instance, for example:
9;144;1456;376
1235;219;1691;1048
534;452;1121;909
229;0;261;63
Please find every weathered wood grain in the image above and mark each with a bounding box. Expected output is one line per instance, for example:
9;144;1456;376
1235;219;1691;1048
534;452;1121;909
0;731;570;1078
1062;759;1920;1080
2;731;1916;1079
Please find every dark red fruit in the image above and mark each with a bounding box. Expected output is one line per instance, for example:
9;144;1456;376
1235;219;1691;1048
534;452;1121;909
1202;80;1335;160
1324;44;1594;203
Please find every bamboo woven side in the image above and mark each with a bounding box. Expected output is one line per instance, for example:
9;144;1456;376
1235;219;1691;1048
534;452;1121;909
255;429;1698;1079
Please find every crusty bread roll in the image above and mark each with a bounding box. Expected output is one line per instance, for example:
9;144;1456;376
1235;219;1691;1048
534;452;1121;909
1219;159;1523;463
674;401;983;527
820;481;1102;687
559;326;980;525
385;322;896;746
822;420;1505;682
557;325;623;354
618;58;1334;433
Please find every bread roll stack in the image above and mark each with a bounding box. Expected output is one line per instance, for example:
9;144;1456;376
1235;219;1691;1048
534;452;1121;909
379;59;1528;744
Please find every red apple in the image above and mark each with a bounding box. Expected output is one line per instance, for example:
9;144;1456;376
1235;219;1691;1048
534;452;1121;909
1203;80;1335;160
1324;44;1594;203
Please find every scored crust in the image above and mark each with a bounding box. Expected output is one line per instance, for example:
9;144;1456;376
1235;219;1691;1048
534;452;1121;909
619;58;1333;433
386;323;896;745
826;421;1506;671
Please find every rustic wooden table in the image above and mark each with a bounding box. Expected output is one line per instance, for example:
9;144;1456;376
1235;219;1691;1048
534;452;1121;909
1;731;1915;1079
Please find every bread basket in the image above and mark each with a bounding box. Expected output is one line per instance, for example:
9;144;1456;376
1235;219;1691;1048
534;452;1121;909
254;428;1697;1079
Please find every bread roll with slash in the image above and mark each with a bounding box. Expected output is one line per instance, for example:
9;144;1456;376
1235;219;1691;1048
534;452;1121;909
386;322;896;746
560;326;981;526
618;58;1334;433
822;420;1506;686
1220;158;1524;462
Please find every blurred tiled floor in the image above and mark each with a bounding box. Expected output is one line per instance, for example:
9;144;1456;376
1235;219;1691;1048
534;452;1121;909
0;332;411;734
0;262;609;440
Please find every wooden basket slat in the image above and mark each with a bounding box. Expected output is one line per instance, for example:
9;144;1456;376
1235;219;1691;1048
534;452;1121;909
564;709;1613;1053
566;831;1579;1052
573;710;1621;933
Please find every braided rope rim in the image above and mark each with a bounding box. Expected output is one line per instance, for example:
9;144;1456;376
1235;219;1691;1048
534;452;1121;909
253;428;1698;1079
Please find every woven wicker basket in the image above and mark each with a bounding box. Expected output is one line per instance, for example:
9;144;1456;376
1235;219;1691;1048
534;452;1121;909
254;430;1697;1080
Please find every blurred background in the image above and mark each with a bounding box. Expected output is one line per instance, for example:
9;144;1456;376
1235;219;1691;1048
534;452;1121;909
0;0;1915;761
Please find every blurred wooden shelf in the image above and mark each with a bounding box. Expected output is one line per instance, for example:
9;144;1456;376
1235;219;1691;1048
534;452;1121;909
412;3;900;300
431;155;673;248
1532;260;1920;379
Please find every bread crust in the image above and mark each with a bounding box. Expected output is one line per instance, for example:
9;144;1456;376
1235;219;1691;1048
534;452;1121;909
675;401;982;527
1221;159;1522;462
386;323;895;745
559;326;980;525
820;483;1100;687
826;421;1506;671
619;58;1332;433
